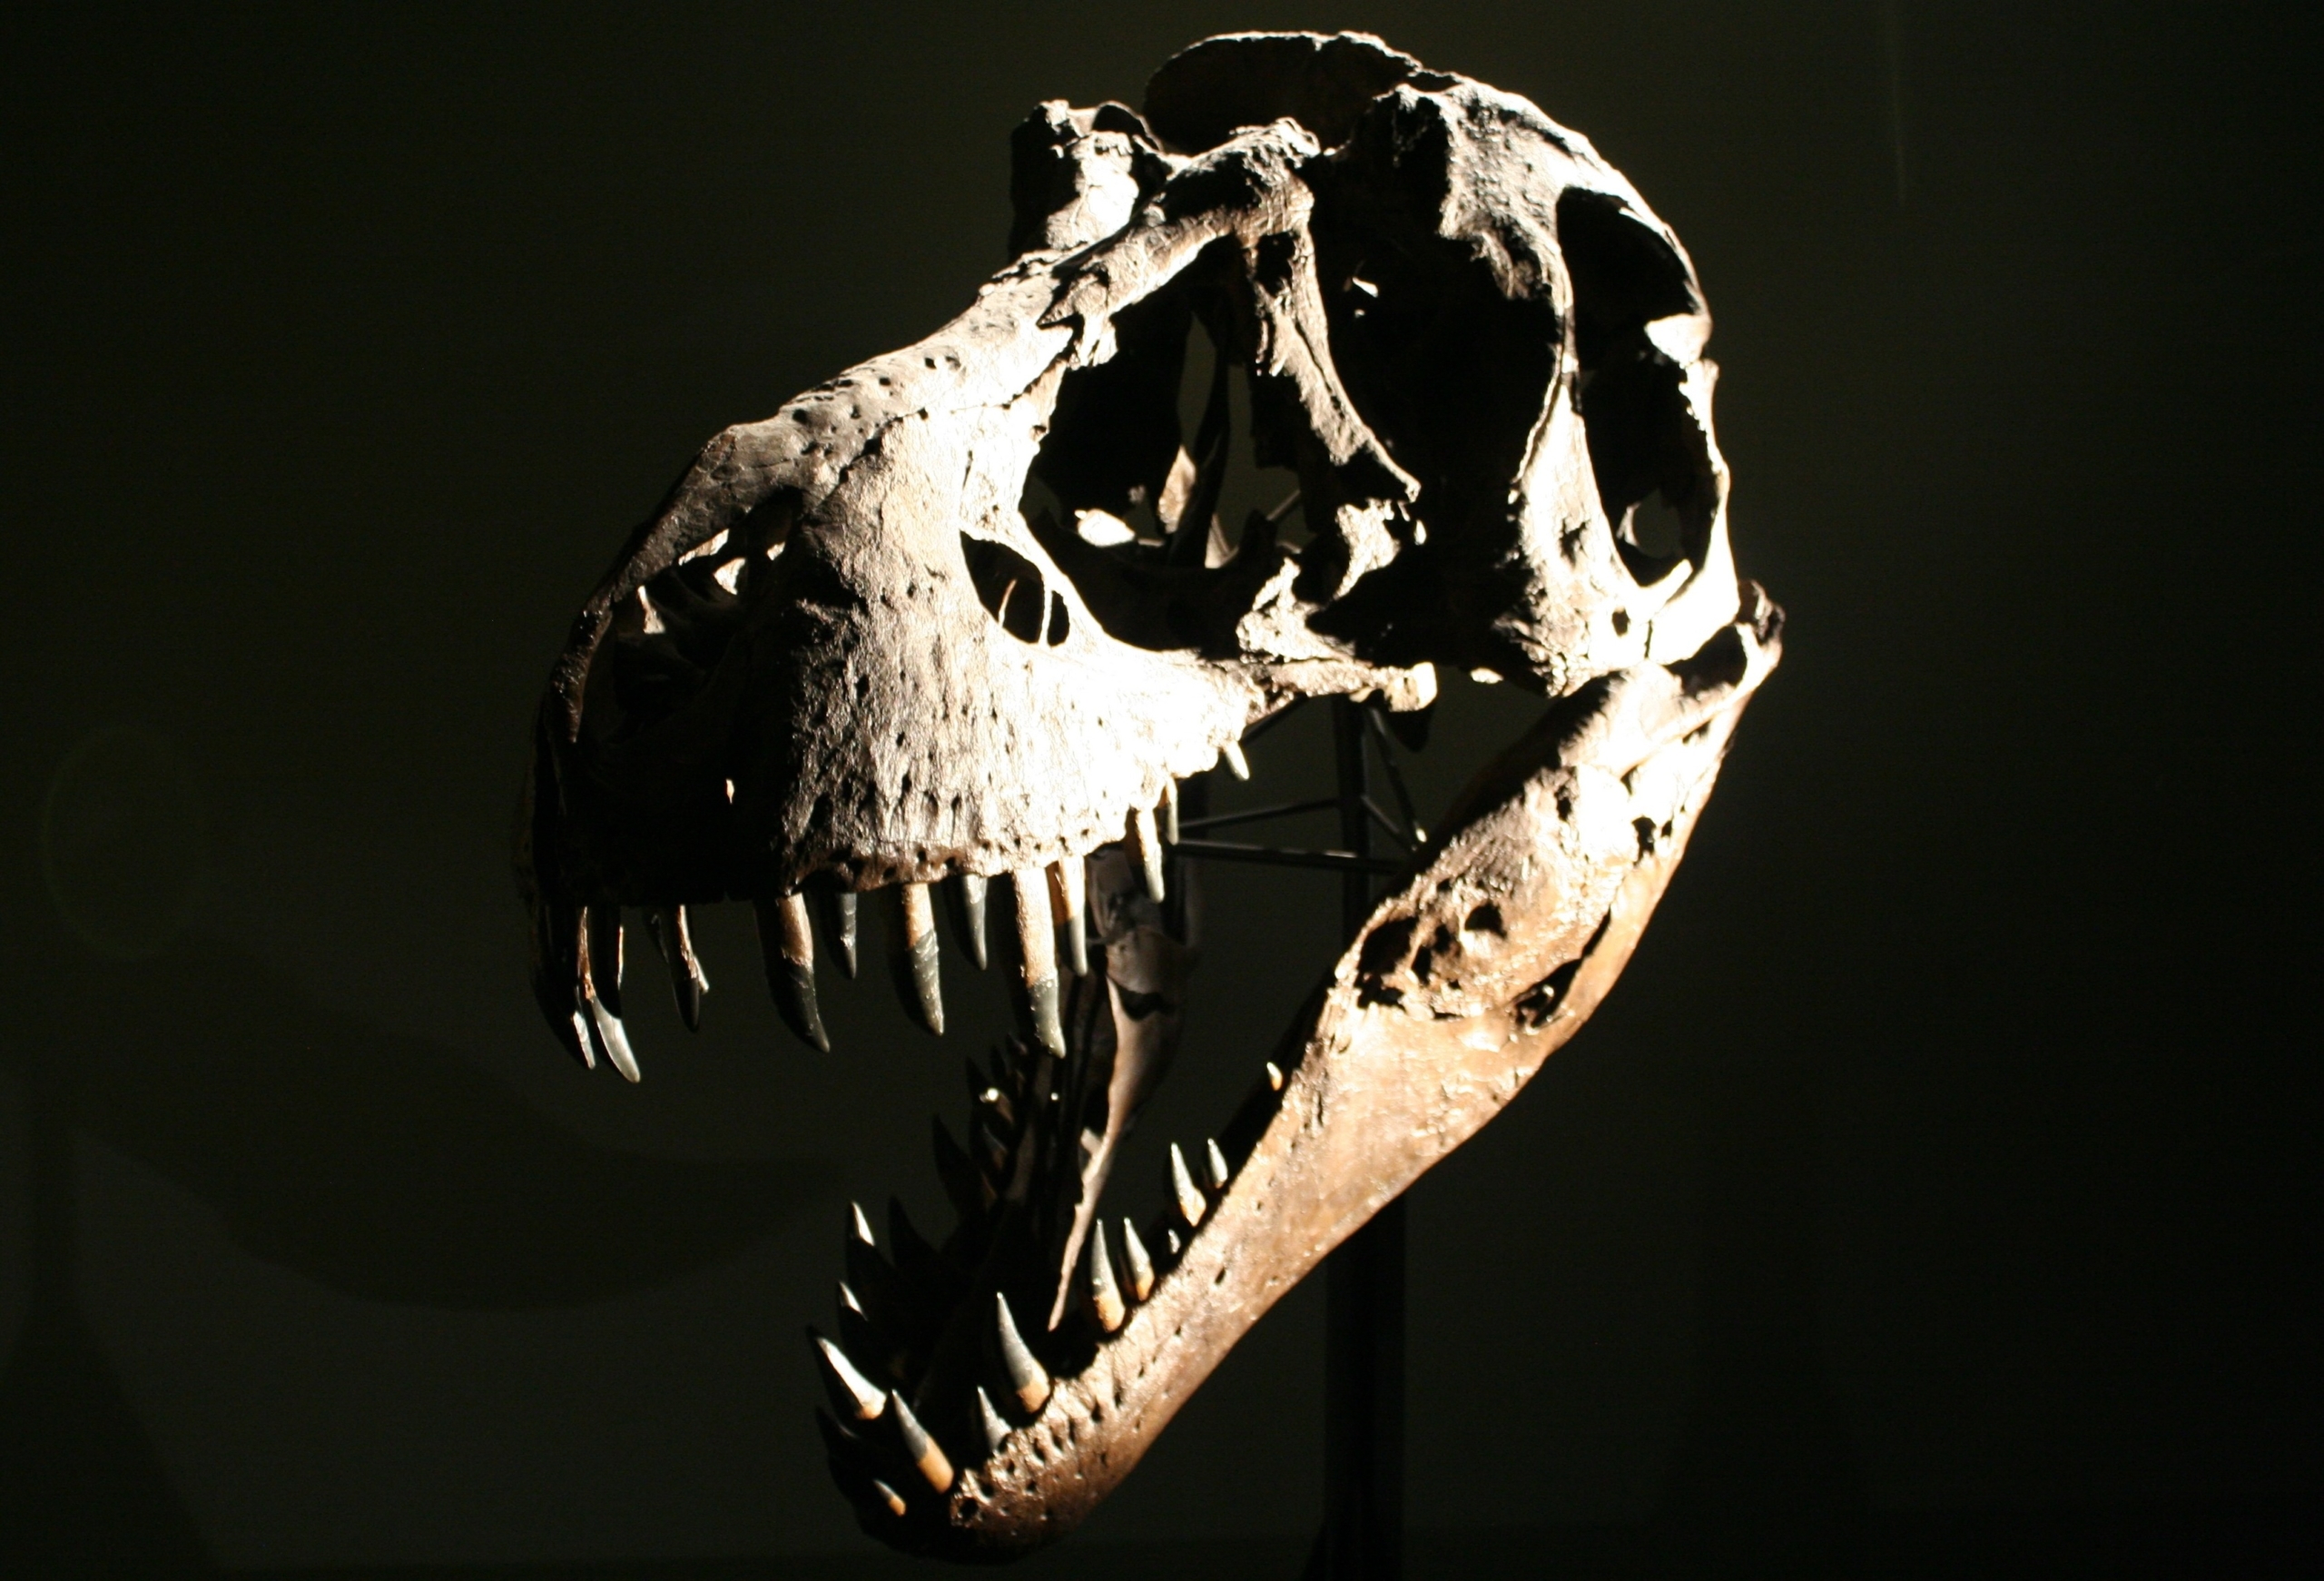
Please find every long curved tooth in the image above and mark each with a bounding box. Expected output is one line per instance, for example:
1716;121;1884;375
888;883;945;1035
1170;1142;1207;1228
753;893;829;1052
1048;857;1088;978
1222;739;1250;779
812;889;860;980
1205;1137;1231;1191
1128;805;1165;902
1009;868;1065;1057
814;1333;886;1421
948;874;990;971
1088;1223;1126;1332
889;1391;953;1493
976;1387;1010;1454
586;904;625;1018
994;1291;1051;1414
1120;1217;1155;1302
1160;780;1180;845
588;998;642;1083
653;906;707;1031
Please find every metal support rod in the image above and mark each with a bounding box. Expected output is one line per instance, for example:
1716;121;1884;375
1312;697;1405;1581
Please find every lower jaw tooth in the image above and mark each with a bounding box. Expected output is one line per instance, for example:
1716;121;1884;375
1121;1218;1155;1302
1170;1142;1207;1228
1088;1224;1126;1331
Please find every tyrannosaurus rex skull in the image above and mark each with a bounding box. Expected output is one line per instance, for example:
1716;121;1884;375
517;31;1781;1558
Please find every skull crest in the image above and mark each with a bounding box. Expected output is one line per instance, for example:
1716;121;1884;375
517;32;1781;1557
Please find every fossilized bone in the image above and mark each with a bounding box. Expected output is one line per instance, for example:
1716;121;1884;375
517;31;1781;1558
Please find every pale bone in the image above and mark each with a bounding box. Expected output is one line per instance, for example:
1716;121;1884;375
514;29;1780;1559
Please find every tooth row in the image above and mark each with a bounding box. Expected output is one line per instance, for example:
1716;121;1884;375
557;735;1273;1085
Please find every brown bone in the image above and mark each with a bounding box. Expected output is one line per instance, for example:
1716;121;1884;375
515;29;1780;1557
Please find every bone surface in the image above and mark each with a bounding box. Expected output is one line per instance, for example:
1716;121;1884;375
514;27;1779;1560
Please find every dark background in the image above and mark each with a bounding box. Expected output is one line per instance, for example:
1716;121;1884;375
1;3;2313;1576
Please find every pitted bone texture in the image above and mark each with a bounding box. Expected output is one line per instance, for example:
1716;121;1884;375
515;30;1782;1561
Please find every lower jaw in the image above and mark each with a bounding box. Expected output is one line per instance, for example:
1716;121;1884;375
870;610;1773;1557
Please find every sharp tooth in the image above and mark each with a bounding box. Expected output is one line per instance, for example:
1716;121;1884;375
838;1280;865;1317
1160;781;1180;845
888;883;944;1035
753;893;830;1052
586;904;625;1017
1009;868;1066;1057
656;905;706;1031
566;1008;596;1071
1265;1061;1285;1092
812;888;860;980
1128;805;1165;902
994;1291;1051;1414
813;1333;886;1421
1222;740;1251;779
1121;1218;1155;1302
1166;1227;1182;1257
1088;1223;1126;1332
950;874;990;971
888;1391;953;1493
1048;857;1088;977
1170;1143;1207;1227
872;1478;908;1518
589;997;642;1083
976;1387;1009;1454
1206;1137;1231;1191
851;1201;877;1247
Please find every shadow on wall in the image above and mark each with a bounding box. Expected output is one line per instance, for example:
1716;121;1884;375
1;912;828;1566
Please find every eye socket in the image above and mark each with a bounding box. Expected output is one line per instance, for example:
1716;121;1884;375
960;533;1069;646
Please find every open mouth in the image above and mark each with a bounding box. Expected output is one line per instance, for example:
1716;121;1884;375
515;30;1782;1559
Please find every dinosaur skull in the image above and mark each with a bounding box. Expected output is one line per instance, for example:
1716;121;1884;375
517;32;1780;1559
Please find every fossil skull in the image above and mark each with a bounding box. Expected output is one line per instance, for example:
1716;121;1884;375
517;32;1780;1558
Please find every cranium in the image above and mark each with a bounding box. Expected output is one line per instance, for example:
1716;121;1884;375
517;31;1780;1559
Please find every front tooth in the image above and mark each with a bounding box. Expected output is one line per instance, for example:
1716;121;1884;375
812;889;860;980
1048;857;1088;977
814;1333;885;1421
976;1387;1010;1453
889;883;945;1036
1009;868;1066;1057
949;874;990;971
1160;781;1180;845
1088;1224;1126;1331
1128;805;1166;902
1206;1138;1231;1191
753;893;830;1052
1170;1142;1207;1228
994;1292;1051;1414
589;998;642;1083
1121;1218;1155;1301
1222;740;1251;779
655;905;706;1031
889;1391;953;1493
586;904;625;1018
